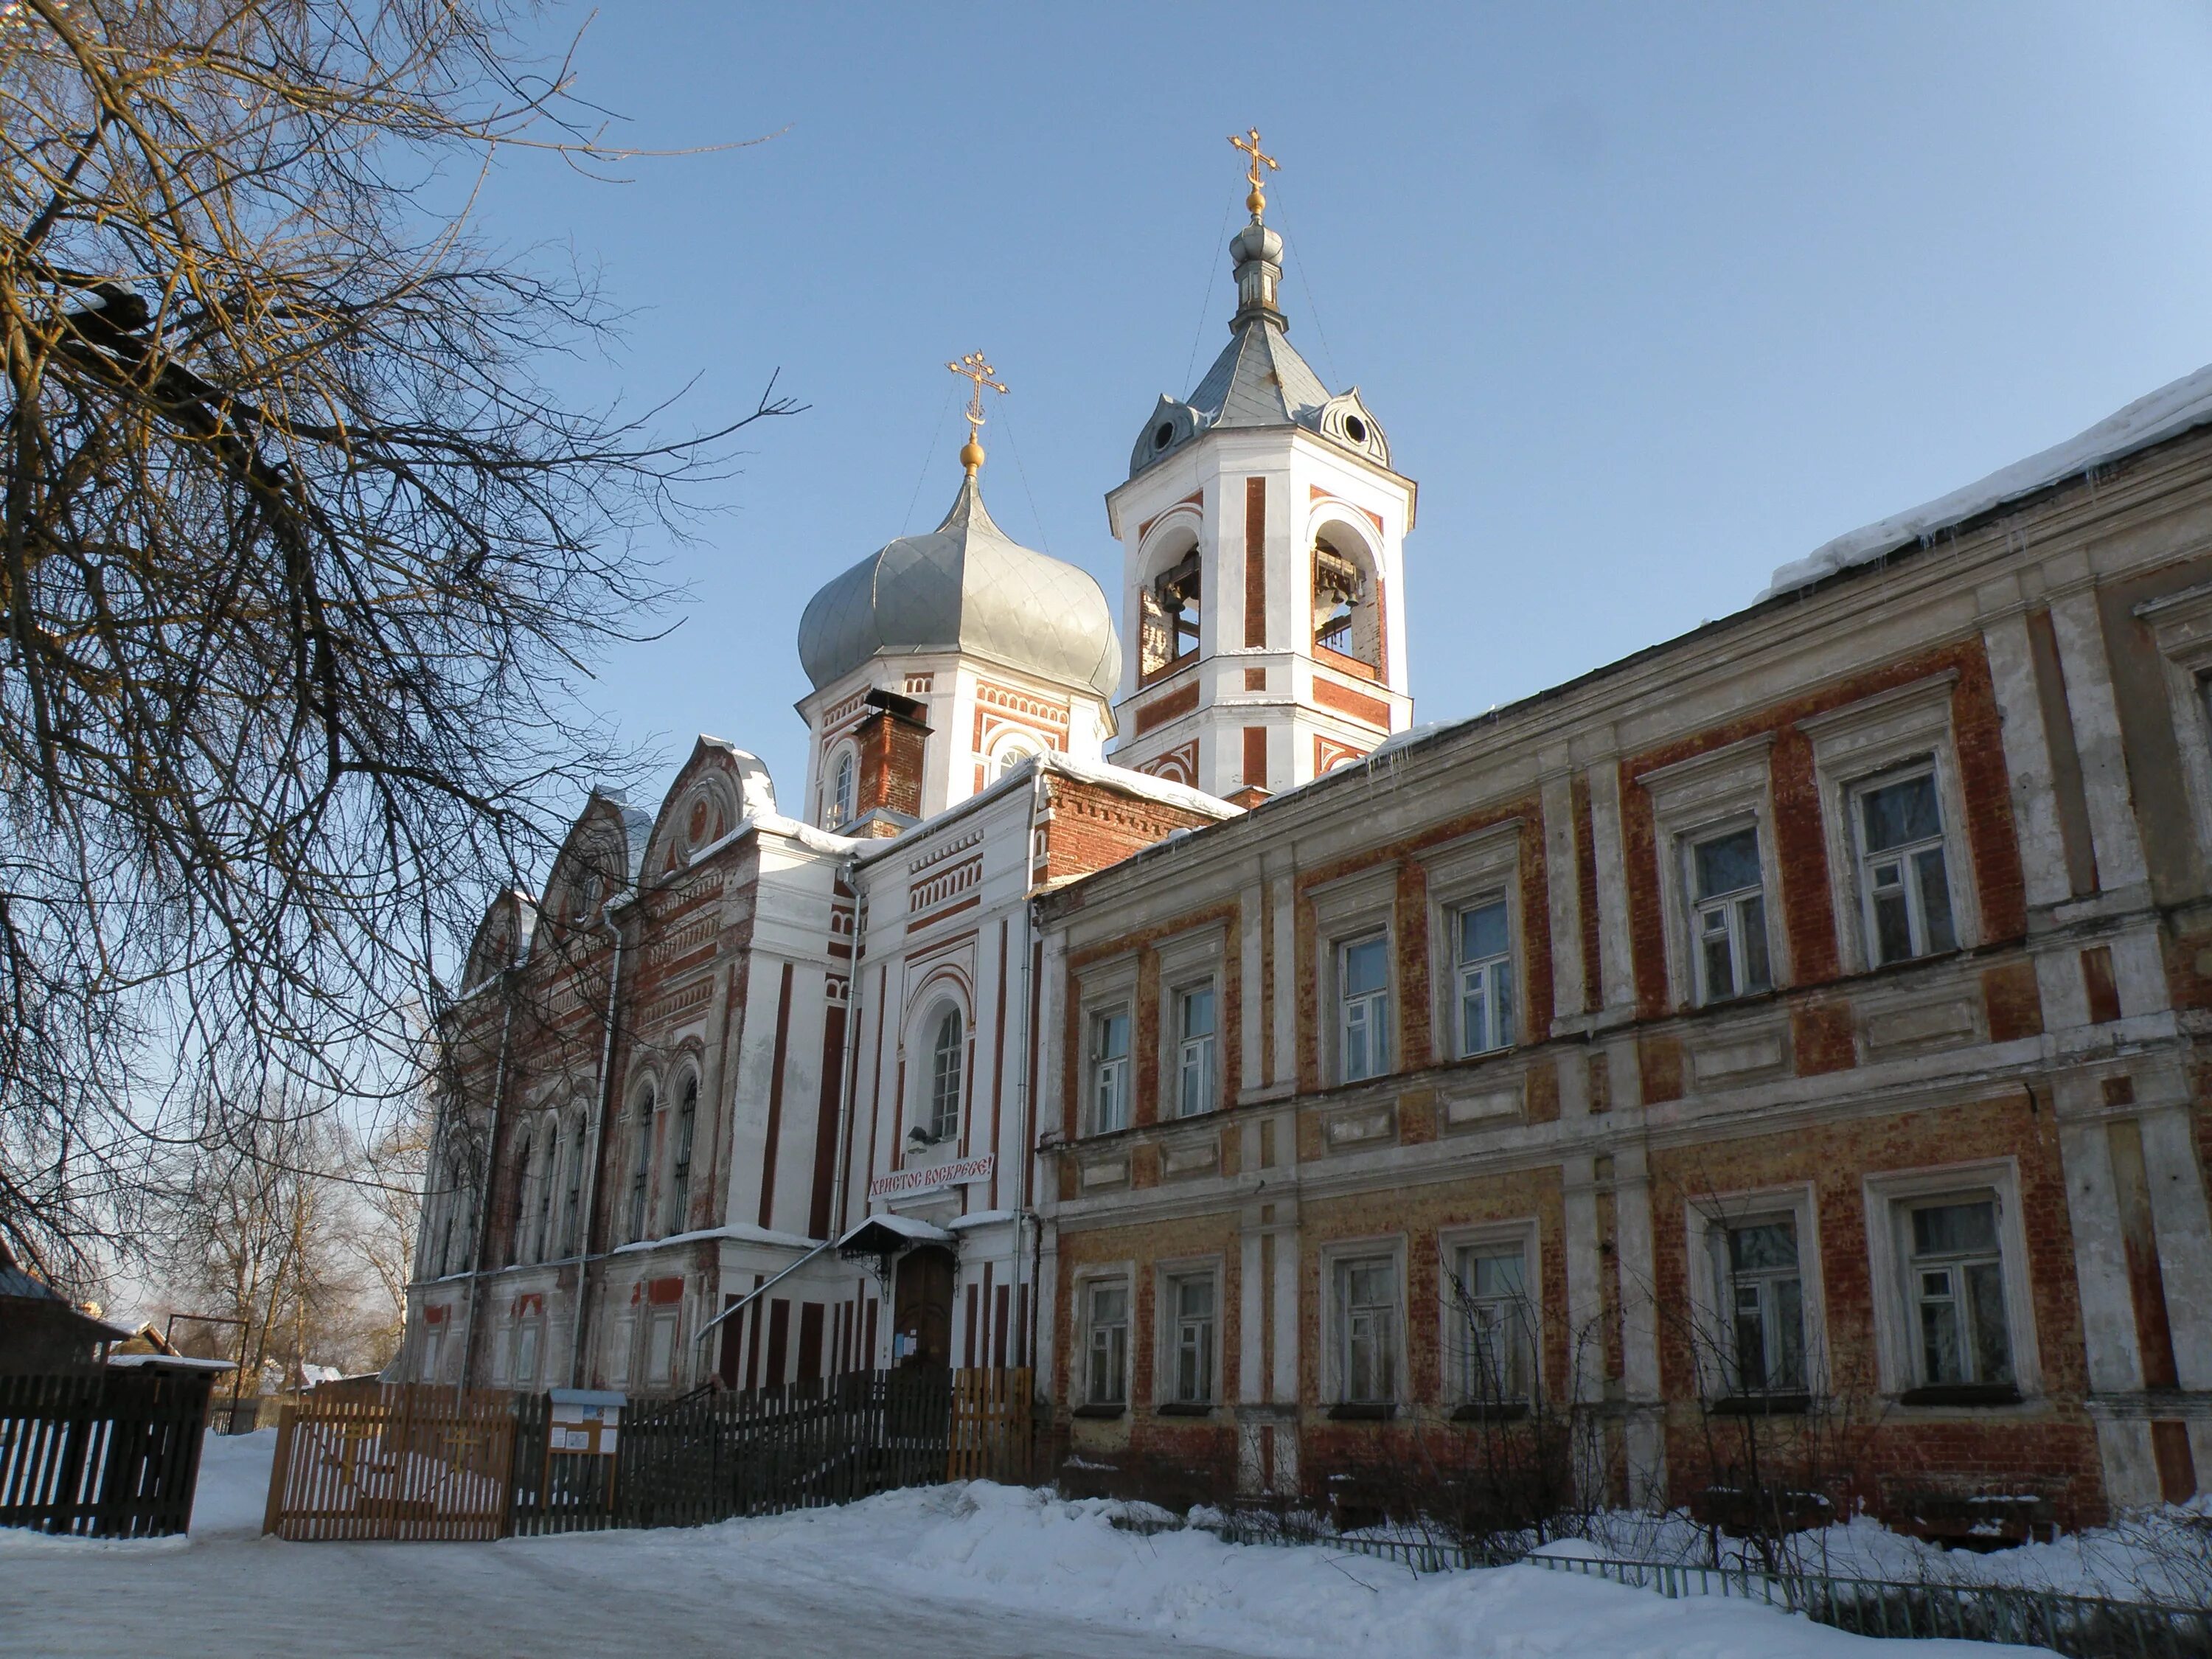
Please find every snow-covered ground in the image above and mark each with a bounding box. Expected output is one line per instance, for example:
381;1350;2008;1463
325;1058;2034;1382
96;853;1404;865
0;1432;2051;1659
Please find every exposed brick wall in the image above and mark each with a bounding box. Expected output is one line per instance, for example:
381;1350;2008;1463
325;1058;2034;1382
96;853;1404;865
1292;796;1553;1093
1621;641;2028;1022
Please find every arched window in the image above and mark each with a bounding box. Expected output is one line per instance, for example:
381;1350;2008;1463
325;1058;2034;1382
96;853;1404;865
665;1075;698;1234
994;738;1037;779
1139;539;1202;680
927;1006;964;1142
560;1116;585;1256
507;1128;533;1266
627;1087;655;1243
830;748;857;827
533;1119;560;1263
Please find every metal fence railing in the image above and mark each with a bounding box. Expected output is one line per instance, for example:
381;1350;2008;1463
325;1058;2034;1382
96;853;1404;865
1531;1554;2212;1659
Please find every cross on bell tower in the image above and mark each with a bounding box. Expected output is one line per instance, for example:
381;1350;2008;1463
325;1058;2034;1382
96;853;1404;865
947;350;1007;478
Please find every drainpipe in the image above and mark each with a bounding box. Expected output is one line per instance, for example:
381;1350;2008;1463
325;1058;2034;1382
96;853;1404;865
568;901;627;1387
1013;761;1048;1366
827;855;867;1238
455;990;515;1403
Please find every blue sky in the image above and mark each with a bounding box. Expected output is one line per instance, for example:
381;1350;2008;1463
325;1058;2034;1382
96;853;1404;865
479;1;2212;820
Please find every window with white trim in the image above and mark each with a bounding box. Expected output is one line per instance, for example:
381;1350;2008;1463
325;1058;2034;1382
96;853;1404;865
926;1007;963;1142
1688;824;1773;1003
1085;1280;1129;1405
1711;1217;1806;1394
1333;1254;1399;1404
533;1121;559;1263
830;748;857;827
1174;982;1216;1117
1902;1194;2014;1390
626;1089;654;1244
1453;898;1514;1056
512;1316;540;1389
1089;1007;1130;1133
1854;765;1958;965
1337;934;1391;1082
560;1119;584;1257
1446;1242;1532;1407
1164;1272;1216;1405
665;1076;697;1234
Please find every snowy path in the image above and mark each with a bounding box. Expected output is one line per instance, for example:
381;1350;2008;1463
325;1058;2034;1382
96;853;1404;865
0;1433;2046;1659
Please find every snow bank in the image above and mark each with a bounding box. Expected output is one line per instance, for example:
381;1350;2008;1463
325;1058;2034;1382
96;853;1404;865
1762;363;2212;598
713;1482;2023;1658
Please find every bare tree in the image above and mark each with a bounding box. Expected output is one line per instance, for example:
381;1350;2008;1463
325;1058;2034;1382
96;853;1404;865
0;0;793;1281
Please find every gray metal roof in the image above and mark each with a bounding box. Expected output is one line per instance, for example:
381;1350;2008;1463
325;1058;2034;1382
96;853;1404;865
1127;216;1391;478
797;475;1119;700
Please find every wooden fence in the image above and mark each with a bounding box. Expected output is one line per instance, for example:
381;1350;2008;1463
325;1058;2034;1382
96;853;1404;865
271;1367;1035;1542
0;1368;214;1538
263;1382;515;1542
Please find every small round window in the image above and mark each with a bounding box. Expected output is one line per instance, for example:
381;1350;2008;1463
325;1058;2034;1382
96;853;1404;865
1343;414;1368;445
1153;421;1175;451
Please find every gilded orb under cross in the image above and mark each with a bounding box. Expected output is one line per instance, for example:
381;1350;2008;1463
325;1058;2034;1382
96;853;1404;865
1229;127;1279;218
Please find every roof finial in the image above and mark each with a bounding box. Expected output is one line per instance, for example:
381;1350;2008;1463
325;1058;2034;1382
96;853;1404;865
1228;127;1279;220
947;350;1007;477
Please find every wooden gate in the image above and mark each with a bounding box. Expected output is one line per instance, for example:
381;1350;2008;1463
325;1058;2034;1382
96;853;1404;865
263;1382;515;1541
0;1369;213;1538
948;1366;1032;1483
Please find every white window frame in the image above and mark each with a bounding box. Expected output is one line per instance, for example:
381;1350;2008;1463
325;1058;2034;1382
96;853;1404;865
1800;675;1980;975
1685;820;1775;1004
1635;735;1787;1009
1416;821;1523;1062
1682;1183;1827;1403
1438;1219;1541;1409
1862;1159;2038;1401
1155;926;1226;1119
625;1084;656;1245
1849;762;1961;967
1088;1004;1133;1135
1156;1262;1222;1408
923;1003;964;1144
827;742;858;829
2135;581;2212;858
1078;1272;1132;1407
1077;956;1139;1138
664;1073;698;1234
1307;864;1399;1085
1335;932;1393;1084
1323;1238;1406;1408
1173;982;1217;1117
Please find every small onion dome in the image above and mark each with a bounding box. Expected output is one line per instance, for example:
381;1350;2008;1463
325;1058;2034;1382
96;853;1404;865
798;475;1119;701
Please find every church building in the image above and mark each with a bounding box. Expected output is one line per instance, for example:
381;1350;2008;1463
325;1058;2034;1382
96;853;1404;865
403;136;2212;1534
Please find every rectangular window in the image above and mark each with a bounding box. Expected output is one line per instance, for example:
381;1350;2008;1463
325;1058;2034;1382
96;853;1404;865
1448;1243;1532;1405
1338;934;1391;1082
1175;984;1217;1117
1454;899;1514;1056
1166;1273;1216;1404
1688;826;1772;1002
1710;1218;1805;1394
1904;1196;2014;1388
1085;1281;1129;1405
1855;768;1958;965
1335;1255;1399;1404
1090;1009;1130;1134
513;1318;540;1390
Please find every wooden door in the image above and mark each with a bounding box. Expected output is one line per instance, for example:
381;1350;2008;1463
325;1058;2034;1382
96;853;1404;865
892;1247;955;1368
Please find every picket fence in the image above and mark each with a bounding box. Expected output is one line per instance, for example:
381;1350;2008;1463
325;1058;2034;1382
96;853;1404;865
268;1366;1035;1543
0;1368;213;1538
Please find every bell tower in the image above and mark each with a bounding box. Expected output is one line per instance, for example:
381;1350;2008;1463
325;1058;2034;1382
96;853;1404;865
1106;131;1416;799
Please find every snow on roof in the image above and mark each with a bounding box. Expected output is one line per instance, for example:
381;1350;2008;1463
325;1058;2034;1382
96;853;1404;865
612;1222;818;1255
1762;361;2212;599
107;1353;237;1372
849;748;1239;870
838;1213;953;1249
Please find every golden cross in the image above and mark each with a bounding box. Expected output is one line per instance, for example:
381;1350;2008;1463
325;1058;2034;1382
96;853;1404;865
1228;127;1279;217
947;350;1006;476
